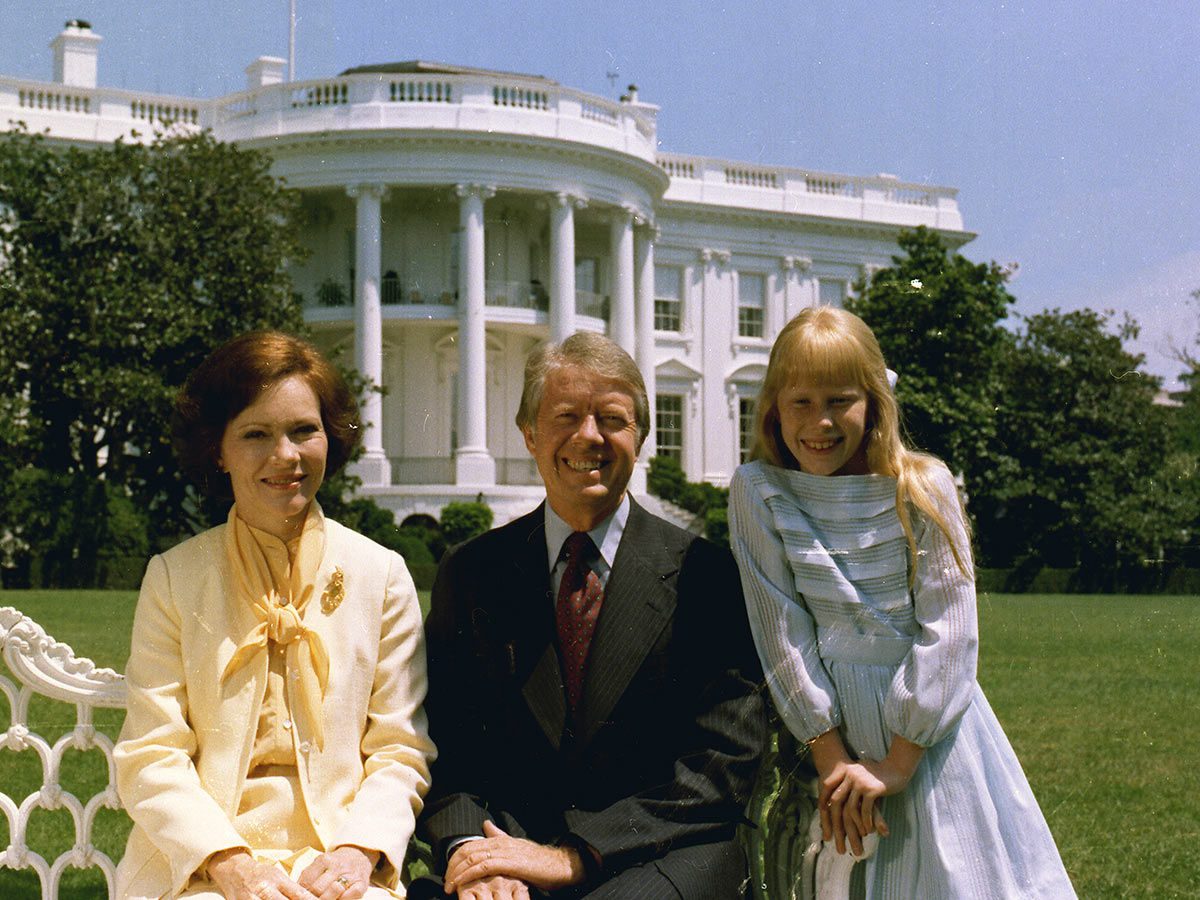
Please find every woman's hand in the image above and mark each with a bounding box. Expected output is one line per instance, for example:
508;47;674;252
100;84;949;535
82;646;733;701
297;845;380;900
207;848;318;900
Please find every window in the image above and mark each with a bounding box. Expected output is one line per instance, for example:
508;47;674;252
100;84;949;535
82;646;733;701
656;394;684;461
382;270;401;304
738;396;756;463
738;272;765;338
575;257;605;318
654;265;683;332
819;278;846;307
575;257;597;293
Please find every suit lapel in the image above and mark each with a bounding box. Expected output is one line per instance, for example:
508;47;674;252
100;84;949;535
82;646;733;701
577;500;680;747
512;507;569;751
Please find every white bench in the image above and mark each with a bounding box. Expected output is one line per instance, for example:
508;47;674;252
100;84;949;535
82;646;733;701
0;605;126;900
0;605;866;900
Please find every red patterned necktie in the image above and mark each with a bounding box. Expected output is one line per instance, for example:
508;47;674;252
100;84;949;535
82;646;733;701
556;531;604;715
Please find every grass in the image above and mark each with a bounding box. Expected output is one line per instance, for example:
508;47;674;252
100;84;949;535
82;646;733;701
1;590;1196;899
976;593;1200;899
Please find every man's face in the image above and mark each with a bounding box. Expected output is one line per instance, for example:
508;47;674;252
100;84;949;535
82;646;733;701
523;364;641;531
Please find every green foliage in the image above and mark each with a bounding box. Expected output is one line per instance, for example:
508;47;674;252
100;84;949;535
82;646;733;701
440;500;494;546
646;455;730;545
846;225;1016;477
0;128;306;584
846;227;1197;581
0;469;149;588
399;523;448;563
975;309;1197;577
647;455;687;502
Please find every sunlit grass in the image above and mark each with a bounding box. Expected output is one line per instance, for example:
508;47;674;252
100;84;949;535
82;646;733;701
2;590;1195;899
977;593;1200;900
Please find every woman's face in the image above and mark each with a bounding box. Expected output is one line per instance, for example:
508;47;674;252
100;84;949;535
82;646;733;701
219;374;328;541
776;378;870;476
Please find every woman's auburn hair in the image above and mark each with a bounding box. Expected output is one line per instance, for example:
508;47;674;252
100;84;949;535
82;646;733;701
751;306;972;579
172;330;361;498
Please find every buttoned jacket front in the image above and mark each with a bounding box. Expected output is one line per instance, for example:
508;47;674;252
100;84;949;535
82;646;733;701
418;499;765;897
114;515;435;900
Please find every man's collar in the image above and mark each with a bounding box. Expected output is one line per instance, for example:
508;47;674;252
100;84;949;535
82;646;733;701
543;495;630;572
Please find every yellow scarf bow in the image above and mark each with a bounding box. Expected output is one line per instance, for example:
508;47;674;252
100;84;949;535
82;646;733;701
221;504;331;751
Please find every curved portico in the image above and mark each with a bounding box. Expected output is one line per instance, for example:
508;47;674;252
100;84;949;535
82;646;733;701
219;65;669;493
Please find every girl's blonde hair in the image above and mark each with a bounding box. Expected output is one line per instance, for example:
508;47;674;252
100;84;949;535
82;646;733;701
752;306;972;579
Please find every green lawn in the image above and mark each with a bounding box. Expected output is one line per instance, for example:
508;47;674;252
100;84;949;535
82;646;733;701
1;590;1196;899
976;593;1200;899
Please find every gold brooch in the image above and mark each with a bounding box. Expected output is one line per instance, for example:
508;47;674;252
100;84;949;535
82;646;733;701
321;567;345;613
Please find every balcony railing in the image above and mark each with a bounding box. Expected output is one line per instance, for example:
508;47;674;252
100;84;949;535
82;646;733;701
485;280;548;312
389;456;540;486
304;279;611;319
0;69;658;161
655;151;963;231
575;289;608;320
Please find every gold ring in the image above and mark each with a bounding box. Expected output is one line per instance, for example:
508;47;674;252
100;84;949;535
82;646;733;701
335;875;351;887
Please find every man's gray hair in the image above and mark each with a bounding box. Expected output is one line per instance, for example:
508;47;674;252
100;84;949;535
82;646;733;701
515;331;650;446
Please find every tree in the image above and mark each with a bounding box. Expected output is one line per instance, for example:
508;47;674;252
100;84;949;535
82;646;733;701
846;226;1016;482
974;309;1196;580
0;128;306;585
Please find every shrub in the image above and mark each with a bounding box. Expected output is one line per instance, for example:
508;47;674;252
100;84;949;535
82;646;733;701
440;500;494;546
648;455;687;504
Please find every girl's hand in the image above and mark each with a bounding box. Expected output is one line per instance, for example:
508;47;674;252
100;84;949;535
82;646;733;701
811;731;925;855
207;848;319;900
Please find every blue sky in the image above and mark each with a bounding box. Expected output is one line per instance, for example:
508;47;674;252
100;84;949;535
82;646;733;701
5;1;1196;387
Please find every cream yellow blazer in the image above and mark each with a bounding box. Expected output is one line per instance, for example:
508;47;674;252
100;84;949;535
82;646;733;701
114;515;435;900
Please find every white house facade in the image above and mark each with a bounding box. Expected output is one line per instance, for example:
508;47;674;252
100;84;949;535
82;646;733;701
2;21;972;524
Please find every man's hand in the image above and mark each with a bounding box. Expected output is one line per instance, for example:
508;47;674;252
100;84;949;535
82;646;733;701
444;821;587;895
452;874;531;900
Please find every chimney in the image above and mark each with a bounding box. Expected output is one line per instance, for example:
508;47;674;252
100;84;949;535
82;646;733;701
51;19;101;88
246;56;287;90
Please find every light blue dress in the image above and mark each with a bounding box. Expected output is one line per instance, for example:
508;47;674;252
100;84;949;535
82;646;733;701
729;460;1076;900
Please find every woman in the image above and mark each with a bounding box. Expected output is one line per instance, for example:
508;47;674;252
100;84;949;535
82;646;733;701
728;308;1075;898
115;331;435;900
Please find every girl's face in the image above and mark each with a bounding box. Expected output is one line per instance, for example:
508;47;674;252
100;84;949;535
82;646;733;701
777;378;871;476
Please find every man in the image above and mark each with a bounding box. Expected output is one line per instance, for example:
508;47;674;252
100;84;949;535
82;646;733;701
415;332;765;900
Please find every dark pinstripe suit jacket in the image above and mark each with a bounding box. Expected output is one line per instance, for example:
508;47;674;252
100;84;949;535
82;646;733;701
417;498;766;898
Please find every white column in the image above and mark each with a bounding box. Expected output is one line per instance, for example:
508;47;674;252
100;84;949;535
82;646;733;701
549;193;582;342
455;183;496;486
699;248;731;484
782;256;811;322
347;183;389;486
609;207;636;353
631;221;656;496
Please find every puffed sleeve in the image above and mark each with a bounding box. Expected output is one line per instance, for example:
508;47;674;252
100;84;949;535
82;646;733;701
883;465;979;747
729;465;842;743
329;549;436;880
113;554;250;894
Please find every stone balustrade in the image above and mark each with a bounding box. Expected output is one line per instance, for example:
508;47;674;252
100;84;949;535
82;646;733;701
657;151;963;230
0;72;960;232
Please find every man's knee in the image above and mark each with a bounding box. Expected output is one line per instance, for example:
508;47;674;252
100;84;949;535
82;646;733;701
574;840;747;900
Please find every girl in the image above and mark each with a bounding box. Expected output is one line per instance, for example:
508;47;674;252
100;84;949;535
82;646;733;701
729;307;1075;899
